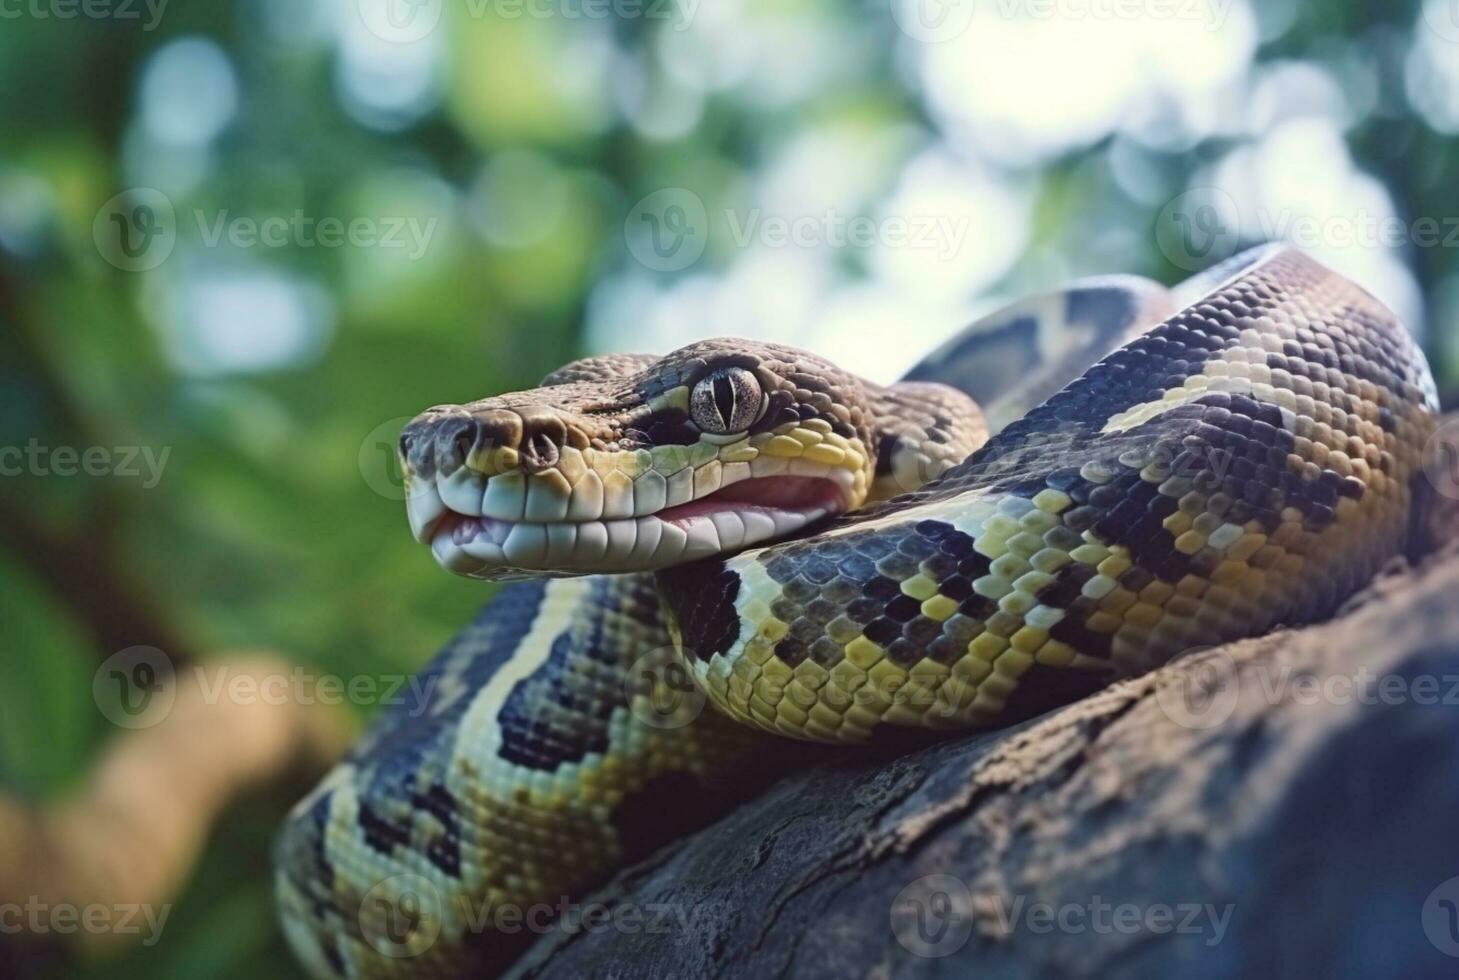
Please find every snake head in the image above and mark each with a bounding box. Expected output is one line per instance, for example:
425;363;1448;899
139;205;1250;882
398;338;908;580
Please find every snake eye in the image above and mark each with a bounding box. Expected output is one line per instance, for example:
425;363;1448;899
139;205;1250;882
690;366;762;435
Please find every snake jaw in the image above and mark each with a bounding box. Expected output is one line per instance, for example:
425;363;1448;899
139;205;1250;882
408;462;860;579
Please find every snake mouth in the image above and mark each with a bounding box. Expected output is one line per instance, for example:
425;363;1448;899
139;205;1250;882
408;472;854;579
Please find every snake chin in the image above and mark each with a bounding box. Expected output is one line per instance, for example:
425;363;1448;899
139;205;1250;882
414;473;853;579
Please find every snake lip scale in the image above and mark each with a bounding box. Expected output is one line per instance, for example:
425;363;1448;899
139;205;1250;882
276;246;1438;979
412;471;857;578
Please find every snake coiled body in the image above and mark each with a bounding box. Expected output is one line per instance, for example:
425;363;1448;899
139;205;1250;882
276;246;1437;977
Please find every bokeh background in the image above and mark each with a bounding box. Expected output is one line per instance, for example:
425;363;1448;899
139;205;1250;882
2;0;1458;975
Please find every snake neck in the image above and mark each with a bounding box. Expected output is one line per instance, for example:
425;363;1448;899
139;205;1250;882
275;569;790;978
866;381;988;502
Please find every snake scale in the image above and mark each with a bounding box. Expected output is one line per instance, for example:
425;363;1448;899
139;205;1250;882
275;245;1438;977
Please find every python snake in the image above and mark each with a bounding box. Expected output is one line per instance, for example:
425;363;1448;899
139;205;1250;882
275;246;1438;977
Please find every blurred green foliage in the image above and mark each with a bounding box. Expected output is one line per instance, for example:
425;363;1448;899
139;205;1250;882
0;0;1457;976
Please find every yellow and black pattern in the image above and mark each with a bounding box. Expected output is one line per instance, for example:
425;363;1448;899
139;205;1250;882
662;247;1437;740
276;574;792;978
276;246;1437;978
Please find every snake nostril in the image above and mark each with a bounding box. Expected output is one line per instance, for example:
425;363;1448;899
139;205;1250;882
399;417;444;476
523;432;560;471
453;428;476;465
432;417;484;476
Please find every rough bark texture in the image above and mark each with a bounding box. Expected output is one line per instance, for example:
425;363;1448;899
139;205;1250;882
511;435;1459;980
